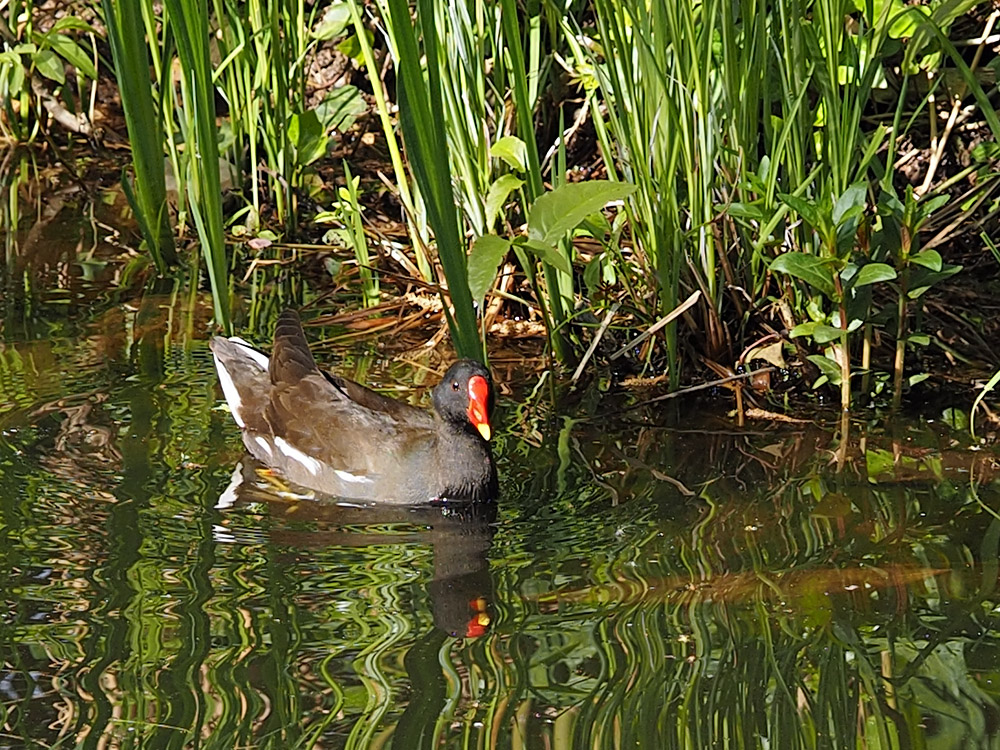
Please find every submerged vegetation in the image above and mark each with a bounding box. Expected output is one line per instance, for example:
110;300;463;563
2;0;999;405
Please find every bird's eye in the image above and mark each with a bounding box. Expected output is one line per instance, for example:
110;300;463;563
452;381;460;391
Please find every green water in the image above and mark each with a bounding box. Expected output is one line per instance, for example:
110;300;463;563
3;293;1000;749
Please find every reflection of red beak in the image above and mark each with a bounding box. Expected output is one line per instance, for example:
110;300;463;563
465;597;491;638
466;375;491;441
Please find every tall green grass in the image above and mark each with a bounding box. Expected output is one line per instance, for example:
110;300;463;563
19;0;996;399
162;0;231;333
380;0;482;360
100;0;177;273
102;0;230;330
555;0;991;402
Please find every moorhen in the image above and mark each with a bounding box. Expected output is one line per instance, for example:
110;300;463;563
210;310;498;504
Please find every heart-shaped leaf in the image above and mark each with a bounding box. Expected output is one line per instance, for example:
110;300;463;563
491;136;527;172
467;235;511;307
910;248;942;271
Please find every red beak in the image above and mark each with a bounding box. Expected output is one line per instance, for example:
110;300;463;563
466;374;491;441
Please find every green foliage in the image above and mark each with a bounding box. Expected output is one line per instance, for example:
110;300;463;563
382;0;481;360
468;180;635;315
162;0;231;333
315;162;379;307
872;185;959;407
771;252;839;299
527;182;636;247
5;0;993;402
0;10;99;140
771;180;959;406
101;0;178;274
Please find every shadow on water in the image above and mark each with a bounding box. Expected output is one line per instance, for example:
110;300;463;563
4;184;1000;746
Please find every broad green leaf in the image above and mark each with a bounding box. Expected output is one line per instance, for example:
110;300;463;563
814;324;847;343
520;238;572;275
288;110;327;166
790;322;818;338
34;50;65;84
491;136;527;172
910;248;942;270
314;3;351;39
50;17;94;34
770;252;836;298
908;263;962;298
921;194;949;214
833;183;866;225
778;192;823;229
484;174;523;230
853;262;897;286
5;63;25;95
315;86;366;133
48;35;97;79
807;354;843;386
467;235;511;307
527;181;636;246
792;323;844;344
725;202;765;221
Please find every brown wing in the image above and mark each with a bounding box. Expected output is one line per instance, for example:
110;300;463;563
271;309;427;421
265;310;436;478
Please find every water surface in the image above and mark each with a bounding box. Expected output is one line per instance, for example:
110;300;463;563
3;284;1000;749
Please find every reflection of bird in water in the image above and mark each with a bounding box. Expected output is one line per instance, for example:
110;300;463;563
12;394;123;492
214;457;496;638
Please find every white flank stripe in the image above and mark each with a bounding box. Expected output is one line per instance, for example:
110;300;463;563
254;435;273;458
213;357;245;427
335;469;372;484
229;337;270;370
274;436;322;476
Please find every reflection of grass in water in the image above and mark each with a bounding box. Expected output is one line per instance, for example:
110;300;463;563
509;475;1000;746
5;303;1000;747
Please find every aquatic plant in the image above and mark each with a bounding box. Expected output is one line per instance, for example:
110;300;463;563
5;0;997;403
101;0;177;274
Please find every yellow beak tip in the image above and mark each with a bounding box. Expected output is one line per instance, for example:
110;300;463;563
476;423;492;441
